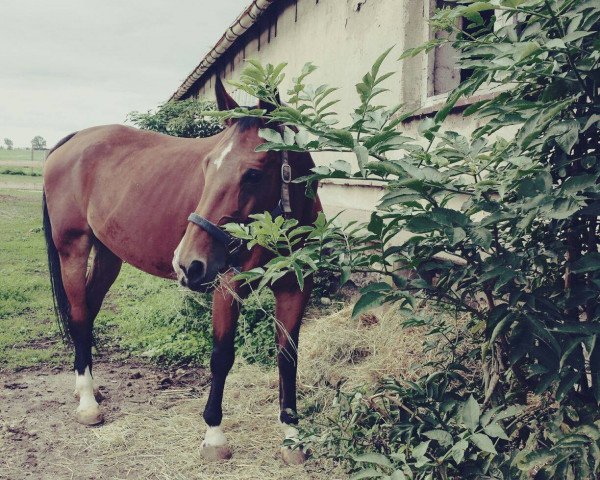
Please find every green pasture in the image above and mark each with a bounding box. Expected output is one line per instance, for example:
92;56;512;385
0;189;275;371
0;173;43;187
0;148;46;162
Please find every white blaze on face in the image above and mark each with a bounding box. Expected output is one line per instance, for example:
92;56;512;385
213;141;233;170
202;426;228;447
75;367;99;412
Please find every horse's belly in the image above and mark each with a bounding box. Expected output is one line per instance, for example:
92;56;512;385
90;211;186;280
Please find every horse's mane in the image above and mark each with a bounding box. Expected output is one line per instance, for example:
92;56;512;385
236;115;264;132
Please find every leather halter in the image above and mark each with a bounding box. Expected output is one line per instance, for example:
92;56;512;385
186;149;292;266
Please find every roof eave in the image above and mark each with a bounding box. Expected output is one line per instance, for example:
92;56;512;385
169;0;277;101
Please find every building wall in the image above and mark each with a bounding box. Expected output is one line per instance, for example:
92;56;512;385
183;0;489;223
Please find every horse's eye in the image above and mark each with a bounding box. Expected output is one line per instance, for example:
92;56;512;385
243;168;263;184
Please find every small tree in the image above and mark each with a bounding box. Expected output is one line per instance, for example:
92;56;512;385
31;136;46;150
127;98;223;138
4;138;13;150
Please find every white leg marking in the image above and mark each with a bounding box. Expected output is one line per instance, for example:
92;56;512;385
75;367;99;412
202;426;228;447
280;422;300;440
213;141;233;170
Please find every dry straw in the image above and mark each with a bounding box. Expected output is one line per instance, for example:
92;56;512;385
55;303;434;479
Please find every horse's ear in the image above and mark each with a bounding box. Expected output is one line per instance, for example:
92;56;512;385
215;76;239;112
258;90;281;114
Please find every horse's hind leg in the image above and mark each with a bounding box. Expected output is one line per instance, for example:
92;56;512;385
59;235;121;426
86;241;122;323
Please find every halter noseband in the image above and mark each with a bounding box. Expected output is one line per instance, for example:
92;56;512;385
186;150;292;267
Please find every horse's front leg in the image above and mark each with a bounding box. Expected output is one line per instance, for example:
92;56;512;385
201;276;245;460
272;273;313;465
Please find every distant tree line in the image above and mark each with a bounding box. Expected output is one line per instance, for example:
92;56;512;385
0;136;47;150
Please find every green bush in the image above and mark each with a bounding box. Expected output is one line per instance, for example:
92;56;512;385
222;0;600;477
0;167;42;177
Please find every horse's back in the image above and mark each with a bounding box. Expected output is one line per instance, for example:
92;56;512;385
43;125;210;278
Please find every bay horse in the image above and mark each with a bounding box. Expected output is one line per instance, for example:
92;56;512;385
42;78;320;463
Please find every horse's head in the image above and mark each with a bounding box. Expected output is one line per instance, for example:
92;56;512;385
174;79;288;292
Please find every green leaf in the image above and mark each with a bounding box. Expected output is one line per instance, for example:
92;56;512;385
553;120;580;154
352;291;386;318
423;429;453;447
562;30;594;43
514;41;540;61
431;208;469;227
470;227;493;250
350;469;384;480
332;159;352;174
406;216;440;233
483;422;509;440
462;395;480;432
412;441;430;459
446;227;466;246
355;145;369;176
450;440;468;464
371;47;394;78
390;471;406;480
571;252;600;273
517;450;554;472
258;128;283;144
352;453;392;468
560;174;598;194
556;370;581;401
470;433;497;454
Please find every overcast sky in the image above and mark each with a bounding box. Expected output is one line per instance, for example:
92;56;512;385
0;0;249;147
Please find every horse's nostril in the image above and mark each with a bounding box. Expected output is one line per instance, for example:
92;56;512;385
187;260;205;286
179;264;188;275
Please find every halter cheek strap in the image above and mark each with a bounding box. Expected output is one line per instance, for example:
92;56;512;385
279;150;292;218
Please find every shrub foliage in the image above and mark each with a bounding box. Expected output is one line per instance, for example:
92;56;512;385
127;98;223;138
223;0;600;477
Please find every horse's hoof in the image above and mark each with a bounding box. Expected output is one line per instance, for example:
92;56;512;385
200;442;232;461
281;446;307;465
76;407;104;426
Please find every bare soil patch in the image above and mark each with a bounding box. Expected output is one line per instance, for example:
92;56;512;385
0;357;335;480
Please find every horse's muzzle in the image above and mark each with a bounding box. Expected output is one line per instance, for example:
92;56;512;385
179;259;217;292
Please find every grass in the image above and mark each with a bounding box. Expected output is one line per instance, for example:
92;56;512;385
0;189;66;368
0;148;46;162
0;173;43;187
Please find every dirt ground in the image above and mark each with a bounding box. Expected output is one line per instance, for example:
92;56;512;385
0;357;335;480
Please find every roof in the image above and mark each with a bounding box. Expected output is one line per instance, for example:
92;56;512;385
169;0;278;101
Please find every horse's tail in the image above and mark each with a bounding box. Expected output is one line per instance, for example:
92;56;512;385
43;132;79;344
43;191;72;344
